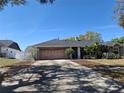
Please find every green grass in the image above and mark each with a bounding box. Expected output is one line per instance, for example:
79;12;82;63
0;58;19;67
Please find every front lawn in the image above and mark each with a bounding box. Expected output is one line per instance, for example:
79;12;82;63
0;58;34;67
89;59;124;66
0;58;19;67
73;59;124;83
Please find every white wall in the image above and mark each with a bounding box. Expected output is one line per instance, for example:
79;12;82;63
15;51;25;60
1;47;25;59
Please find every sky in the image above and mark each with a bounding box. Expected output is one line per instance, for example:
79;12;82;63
0;0;124;50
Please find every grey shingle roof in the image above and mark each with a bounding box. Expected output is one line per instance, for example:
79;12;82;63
0;40;21;51
101;41;124;47
32;39;124;48
33;39;99;48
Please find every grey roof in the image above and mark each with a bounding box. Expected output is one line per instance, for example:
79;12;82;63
101;41;118;46
0;40;21;51
33;39;99;48
32;39;124;48
101;41;124;47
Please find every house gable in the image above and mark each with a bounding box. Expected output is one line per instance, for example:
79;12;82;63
0;40;21;51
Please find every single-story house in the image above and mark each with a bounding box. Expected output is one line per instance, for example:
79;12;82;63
0;40;24;59
31;39;124;60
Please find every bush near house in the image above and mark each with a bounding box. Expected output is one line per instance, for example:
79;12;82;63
82;42;122;59
65;48;75;59
25;47;38;61
83;43;108;59
102;52;121;59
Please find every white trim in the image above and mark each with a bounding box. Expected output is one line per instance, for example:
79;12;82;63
77;47;81;59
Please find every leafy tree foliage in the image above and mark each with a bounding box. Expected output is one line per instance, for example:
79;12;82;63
119;15;124;27
85;32;102;42
65;48;74;59
65;31;102;42
25;46;38;60
65;37;78;41
0;0;55;9
84;43;103;59
112;36;124;43
115;0;124;27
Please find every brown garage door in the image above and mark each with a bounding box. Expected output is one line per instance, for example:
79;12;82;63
39;48;66;59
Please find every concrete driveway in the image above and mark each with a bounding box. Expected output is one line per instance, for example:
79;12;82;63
0;60;124;93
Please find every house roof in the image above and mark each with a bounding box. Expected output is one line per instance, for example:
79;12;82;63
101;41;118;46
0;40;21;51
33;39;100;48
32;39;124;48
101;41;124;47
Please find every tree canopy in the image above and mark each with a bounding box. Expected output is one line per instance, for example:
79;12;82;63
115;0;124;28
0;0;55;9
65;31;103;42
112;36;124;43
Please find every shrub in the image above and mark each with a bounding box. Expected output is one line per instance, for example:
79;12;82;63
107;53;116;59
95;51;103;59
115;54;121;59
113;50;119;54
25;46;38;61
102;52;107;59
83;55;91;59
65;48;74;59
102;52;120;59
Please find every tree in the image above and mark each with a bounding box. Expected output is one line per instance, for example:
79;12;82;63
119;15;124;27
25;46;38;60
0;0;55;9
112;38;120;43
78;35;86;40
83;43;104;59
115;0;124;27
85;32;102;42
65;31;103;42
65;37;78;41
84;46;93;57
112;36;124;43
65;48;74;59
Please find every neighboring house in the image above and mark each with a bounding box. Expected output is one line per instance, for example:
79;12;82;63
30;39;124;60
0;40;24;59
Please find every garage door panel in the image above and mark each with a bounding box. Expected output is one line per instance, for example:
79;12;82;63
39;48;66;59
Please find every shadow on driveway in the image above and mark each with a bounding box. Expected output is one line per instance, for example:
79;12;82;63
0;60;124;93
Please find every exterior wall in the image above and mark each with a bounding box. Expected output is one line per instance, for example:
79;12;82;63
37;46;124;60
15;51;25;60
38;48;68;60
1;47;24;59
